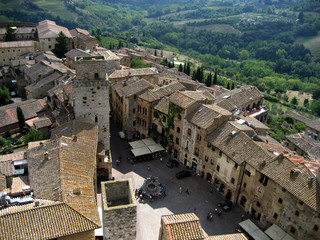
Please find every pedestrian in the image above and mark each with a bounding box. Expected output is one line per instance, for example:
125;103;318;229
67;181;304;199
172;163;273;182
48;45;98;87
207;213;210;221
185;188;189;194
241;214;245;221
160;157;163;163
214;208;218;214
147;166;150;171
209;213;213;221
179;187;182;194
116;159;120;165
194;207;196;213
218;211;222;217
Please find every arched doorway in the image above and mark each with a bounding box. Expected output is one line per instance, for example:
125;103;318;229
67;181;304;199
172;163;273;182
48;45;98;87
240;195;247;207
141;134;146;139
206;172;212;182
192;162;197;171
226;189;232;200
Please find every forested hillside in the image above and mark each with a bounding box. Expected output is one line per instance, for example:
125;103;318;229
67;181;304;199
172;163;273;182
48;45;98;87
1;0;320;121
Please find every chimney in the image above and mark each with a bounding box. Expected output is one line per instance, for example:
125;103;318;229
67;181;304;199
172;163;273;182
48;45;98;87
44;152;49;160
73;135;78;142
34;201;40;207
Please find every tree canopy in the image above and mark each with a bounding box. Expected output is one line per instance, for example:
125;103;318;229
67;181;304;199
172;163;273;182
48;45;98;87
53;31;68;58
4;24;17;41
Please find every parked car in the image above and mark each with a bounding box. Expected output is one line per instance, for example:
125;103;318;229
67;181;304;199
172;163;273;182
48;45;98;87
218;200;232;210
176;170;191;179
166;158;179;168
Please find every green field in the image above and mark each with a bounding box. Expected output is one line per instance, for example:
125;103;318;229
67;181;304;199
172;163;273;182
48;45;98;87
35;0;78;20
187;24;241;34
296;31;320;58
85;5;117;17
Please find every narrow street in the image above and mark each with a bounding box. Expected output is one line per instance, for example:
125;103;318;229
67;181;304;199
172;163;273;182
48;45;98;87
109;118;247;239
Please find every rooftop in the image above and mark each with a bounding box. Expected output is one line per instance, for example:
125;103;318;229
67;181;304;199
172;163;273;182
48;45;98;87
37;19;72;39
109;67;159;79
161;213;205;240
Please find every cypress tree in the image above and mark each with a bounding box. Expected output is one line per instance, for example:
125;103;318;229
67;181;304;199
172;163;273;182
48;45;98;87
205;72;212;87
154;49;157;56
231;81;235;89
227;82;230;90
183;61;186;73
186;62;190;76
178;64;183;72
213;71;217;85
52;31;68;58
16;106;25;133
109;42;112;49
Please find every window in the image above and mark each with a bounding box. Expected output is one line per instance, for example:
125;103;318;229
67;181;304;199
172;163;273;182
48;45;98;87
219;150;222;157
207;142;211;148
162;116;166;122
216;165;220;172
177;127;180;133
231;177;235;184
234;163;238;169
187;128;191;135
259;174;269;186
211;145;215;151
257;187;262;193
194;148;199;156
290;227;296;234
138;105;141;113
175;137;179;144
210;159;214;165
95;115;98;123
94;73;99;79
298;200;303;205
171;124;174;130
48;38;51;41
256;201;261;207
282;187;286;192
49;45;51;49
313;225;319;232
170;134;173;141
205;156;209;162
278;198;283;204
243;182;247;188
245;170;251;177
273;213;278;219
153;111;158;118
133;120;136;126
178;114;182;120
197;134;202;141
133;108;135;114
295;211;299;217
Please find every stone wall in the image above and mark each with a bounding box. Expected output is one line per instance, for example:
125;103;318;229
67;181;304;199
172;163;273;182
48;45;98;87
102;180;137;240
74;57;110;150
0;44;37;66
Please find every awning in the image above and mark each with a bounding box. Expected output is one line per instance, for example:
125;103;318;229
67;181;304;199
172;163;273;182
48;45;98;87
265;224;295;240
239;219;271;240
129;138;165;157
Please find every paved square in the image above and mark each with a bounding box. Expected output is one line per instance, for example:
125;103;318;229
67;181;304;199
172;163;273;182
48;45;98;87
110;120;247;239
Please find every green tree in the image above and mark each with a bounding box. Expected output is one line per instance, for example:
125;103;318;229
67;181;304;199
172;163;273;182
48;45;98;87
96;28;102;36
239;49;249;61
154;49;157;56
226;82;230;90
231;81;235;89
205;72;212;87
178;64;183;72
313;87;320;100
294;122;306;132
23;130;43;144
16;106;25;133
4;24;17;41
290;97;298;105
130;59;151;68
303;98;309;107
186;62;190;76
311;99;320;116
52;31;68;58
213;71;217;85
0;87;11;106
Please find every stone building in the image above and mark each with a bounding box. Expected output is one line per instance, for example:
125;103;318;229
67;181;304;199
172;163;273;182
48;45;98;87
101;179;137;240
37;20;72;52
70;28;97;52
73;56;110;150
108;67;159;85
0;22;37;41
64;48;93;69
215;86;267;122
285;132;320;160
135;81;185;139
284;112;320;141
0;41;38;66
111;78;153;140
95;49;121;73
182;104;232;173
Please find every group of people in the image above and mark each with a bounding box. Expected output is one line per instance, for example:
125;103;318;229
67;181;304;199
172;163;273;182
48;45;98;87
207;208;223;221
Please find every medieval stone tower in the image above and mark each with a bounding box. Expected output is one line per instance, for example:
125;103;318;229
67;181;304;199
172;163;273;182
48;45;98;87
73;56;110;150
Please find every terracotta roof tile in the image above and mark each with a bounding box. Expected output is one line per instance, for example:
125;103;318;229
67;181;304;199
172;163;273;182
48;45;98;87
205;233;247;240
0;200;99;240
37;20;72;39
11;176;29;194
162;213;205;240
154;96;170;114
109;67;158;79
0;99;47;127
